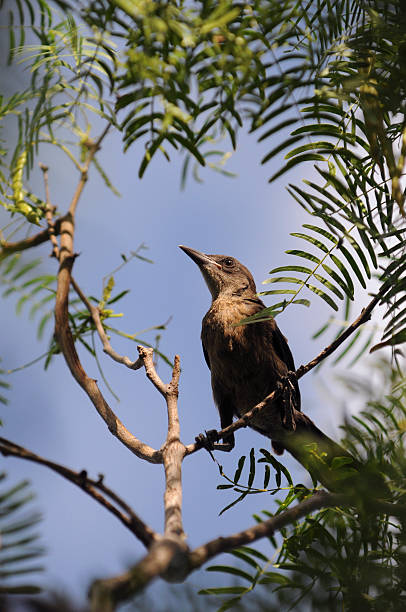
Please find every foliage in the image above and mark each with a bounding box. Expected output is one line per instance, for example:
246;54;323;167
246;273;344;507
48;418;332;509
202;361;406;611
1;0;404;365
0;472;44;596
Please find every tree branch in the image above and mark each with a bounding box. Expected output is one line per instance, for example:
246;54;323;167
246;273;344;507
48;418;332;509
89;482;406;610
0;217;64;259
53;127;161;464
0;436;157;548
189;490;340;569
87;490;341;610
137;347;186;539
39;162;59;259
295;283;391;378
137;345;168;396
70;276;143;370
90;538;189;612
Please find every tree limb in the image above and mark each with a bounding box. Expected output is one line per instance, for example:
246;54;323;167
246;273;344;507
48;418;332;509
70;276;143;370
188;490;341;569
39;162;59;259
295;283;391;378
137;347;186;539
0;217;64;259
0;436;157;548
53;126;161;464
86;490;342;610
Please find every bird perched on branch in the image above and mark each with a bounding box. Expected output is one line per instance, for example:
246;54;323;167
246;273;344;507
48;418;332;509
179;245;353;477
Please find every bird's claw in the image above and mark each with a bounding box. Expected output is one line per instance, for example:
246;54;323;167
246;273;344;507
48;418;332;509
195;429;234;454
195;429;219;450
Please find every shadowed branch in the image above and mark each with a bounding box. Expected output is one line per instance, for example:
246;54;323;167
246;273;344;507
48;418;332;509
0;436;157;548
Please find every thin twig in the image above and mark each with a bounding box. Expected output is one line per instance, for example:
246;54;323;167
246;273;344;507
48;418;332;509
70;276;143;370
39;162;59;258
68;124;111;218
0;217;64;258
295;283;390;378
137;346;167;396
0;436;157;548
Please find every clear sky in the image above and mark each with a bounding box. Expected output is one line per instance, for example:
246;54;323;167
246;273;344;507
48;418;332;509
0;21;372;609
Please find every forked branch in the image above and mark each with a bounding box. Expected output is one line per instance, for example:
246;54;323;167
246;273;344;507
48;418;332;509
137;347;185;539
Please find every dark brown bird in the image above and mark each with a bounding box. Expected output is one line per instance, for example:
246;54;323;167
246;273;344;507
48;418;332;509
179;245;353;477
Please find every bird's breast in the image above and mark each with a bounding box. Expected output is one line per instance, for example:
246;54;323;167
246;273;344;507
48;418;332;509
202;298;285;416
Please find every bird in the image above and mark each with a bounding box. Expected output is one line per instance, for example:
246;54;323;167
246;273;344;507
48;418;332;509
179;245;358;486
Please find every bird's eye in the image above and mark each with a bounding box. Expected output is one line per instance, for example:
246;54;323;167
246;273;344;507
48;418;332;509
223;258;235;268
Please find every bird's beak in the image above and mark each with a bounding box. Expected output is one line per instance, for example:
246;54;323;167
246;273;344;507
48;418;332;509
179;245;221;269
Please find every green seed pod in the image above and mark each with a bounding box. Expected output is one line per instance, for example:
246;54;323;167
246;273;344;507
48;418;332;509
12;150;27;205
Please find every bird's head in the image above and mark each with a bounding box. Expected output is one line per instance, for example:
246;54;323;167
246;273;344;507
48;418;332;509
179;245;257;300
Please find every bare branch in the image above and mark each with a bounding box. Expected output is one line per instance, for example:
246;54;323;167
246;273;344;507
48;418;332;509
296;283;391;378
39;162;59;259
189;490;339;569
162;355;184;538
53;128;160;464
88;481;406;611
68;124;111;218
0;436;157;548
137;346;167;396
0;217;63;258
89;492;337;609
90;539;189;612
137;348;186;539
184;387;281;456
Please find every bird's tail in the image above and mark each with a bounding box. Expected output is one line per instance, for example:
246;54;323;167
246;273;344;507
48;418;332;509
274;412;387;496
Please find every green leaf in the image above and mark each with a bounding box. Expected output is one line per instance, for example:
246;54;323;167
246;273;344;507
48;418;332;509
290;233;329;253
206;565;254;583
228;549;261;571
261;135;304;165
198;587;247;596
269;265;313;275
306;284;338;311
233;455;246;484
248;448;256;489
260;571;292;585
269;154;327;183
313;273;344;300
284;250;321;264
338;245;366;289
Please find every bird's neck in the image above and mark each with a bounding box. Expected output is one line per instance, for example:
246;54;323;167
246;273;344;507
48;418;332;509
210;284;258;301
208;292;264;326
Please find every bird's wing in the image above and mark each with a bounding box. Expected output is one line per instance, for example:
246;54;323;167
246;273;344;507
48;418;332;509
271;322;296;371
270;320;301;411
202;339;211;370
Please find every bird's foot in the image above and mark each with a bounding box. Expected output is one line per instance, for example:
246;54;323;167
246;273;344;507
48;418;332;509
195;429;234;453
277;371;297;431
195;429;219;450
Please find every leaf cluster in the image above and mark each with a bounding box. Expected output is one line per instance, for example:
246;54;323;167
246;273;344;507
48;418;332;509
203;362;406;611
0;472;44;596
3;1;405;368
